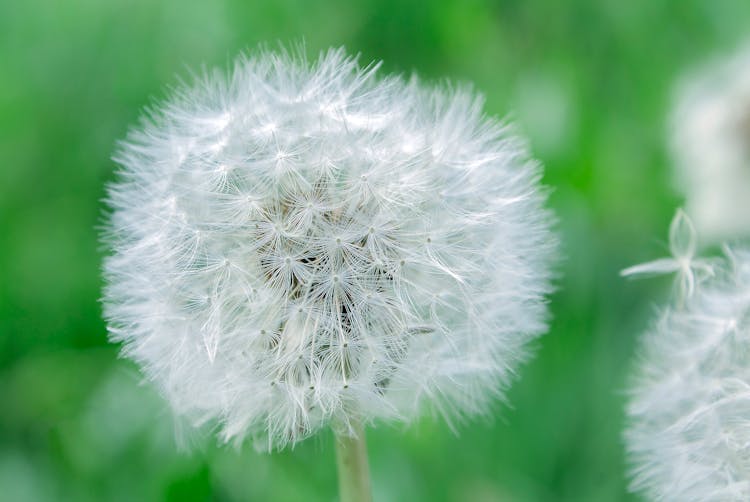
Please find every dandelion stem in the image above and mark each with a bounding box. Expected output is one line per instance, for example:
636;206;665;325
334;421;372;502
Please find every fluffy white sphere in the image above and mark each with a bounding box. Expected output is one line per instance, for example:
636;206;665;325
102;48;556;450
670;44;750;244
626;248;750;501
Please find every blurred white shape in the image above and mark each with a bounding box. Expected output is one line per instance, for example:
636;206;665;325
514;71;575;157
670;44;750;243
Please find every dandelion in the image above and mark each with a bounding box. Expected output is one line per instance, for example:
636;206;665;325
625;216;750;501
670;43;750;243
102;47;557;500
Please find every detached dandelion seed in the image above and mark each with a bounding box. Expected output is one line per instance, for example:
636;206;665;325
101;47;557;500
621;209;715;304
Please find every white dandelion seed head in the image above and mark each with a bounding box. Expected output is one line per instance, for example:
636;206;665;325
626;247;750;501
102;47;557;450
670;43;750;243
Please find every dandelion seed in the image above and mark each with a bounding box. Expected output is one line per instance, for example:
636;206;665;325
621;209;715;303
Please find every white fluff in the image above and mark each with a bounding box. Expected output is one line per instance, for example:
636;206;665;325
102;47;557;450
670;44;750;243
626;241;750;500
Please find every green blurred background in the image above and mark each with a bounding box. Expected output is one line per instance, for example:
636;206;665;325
2;1;749;500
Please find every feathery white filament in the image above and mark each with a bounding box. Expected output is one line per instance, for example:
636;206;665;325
626;245;750;501
102;48;556;450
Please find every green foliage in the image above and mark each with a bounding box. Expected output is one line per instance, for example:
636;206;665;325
2;1;749;500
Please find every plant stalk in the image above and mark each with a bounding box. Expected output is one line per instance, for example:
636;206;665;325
334;421;372;502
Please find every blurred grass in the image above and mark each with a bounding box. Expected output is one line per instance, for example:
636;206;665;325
2;0;750;500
